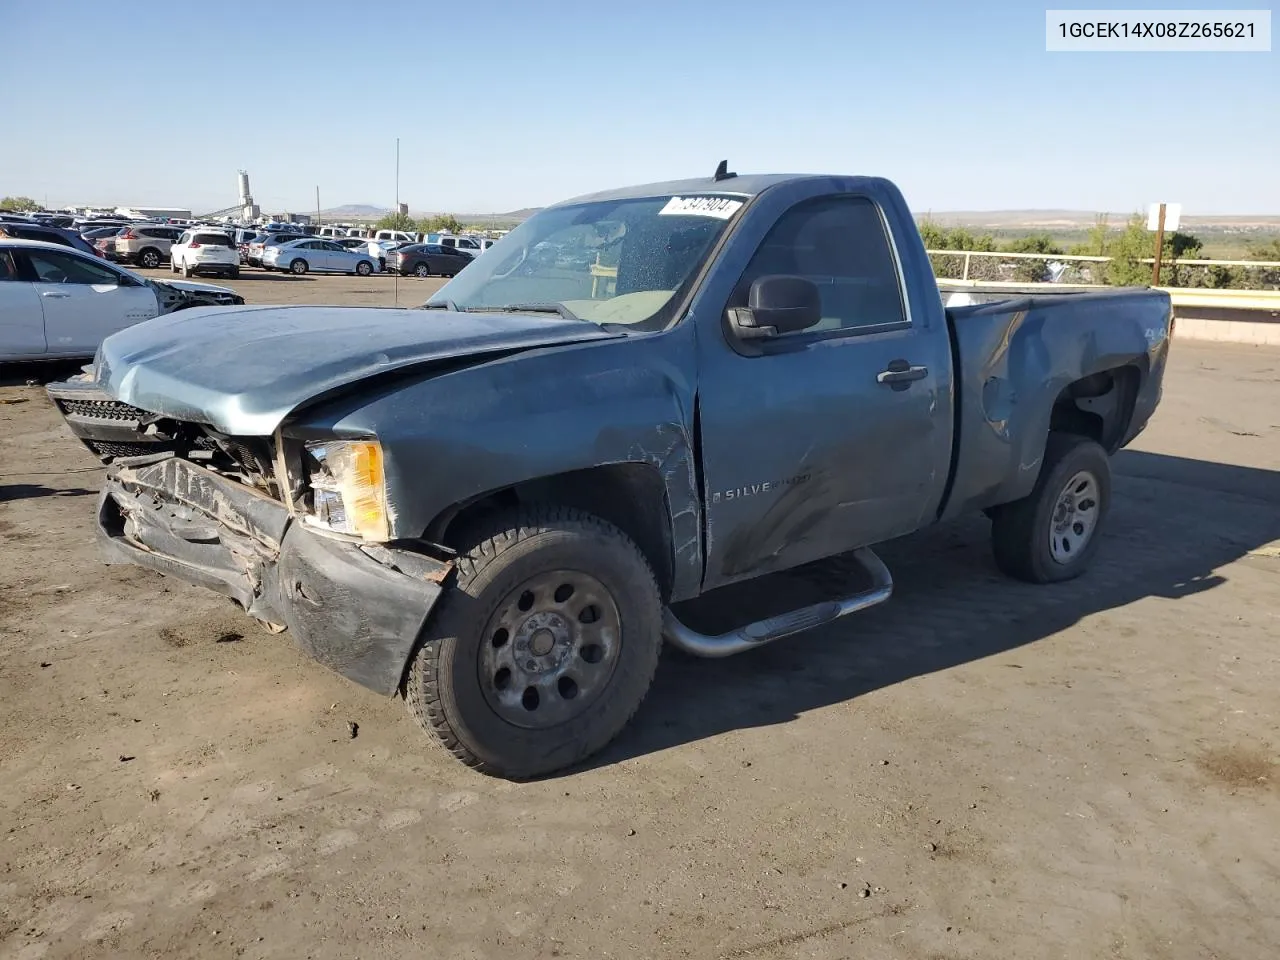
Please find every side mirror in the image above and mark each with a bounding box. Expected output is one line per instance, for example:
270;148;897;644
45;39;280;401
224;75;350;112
727;275;822;339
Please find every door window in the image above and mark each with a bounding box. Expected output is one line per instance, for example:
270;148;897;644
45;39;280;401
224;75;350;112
733;196;908;336
0;251;18;281
26;250;122;285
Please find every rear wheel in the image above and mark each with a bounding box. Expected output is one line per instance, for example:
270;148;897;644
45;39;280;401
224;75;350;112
228;267;240;279
138;248;161;269
414;262;430;278
182;262;192;278
990;433;1111;583
356;260;372;277
404;506;663;778
290;258;308;275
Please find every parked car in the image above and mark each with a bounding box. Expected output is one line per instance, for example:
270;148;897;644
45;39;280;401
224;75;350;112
0;238;242;362
386;243;473;278
247;231;310;267
113;224;183;269
424;233;484;254
46;169;1171;779
262;238;378;276
74;219;132;234
87;227;128;260
373;229;417;245
335;237;395;270
171;229;239;278
0;221;105;258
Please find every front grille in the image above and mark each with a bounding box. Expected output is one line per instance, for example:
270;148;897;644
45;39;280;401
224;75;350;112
56;397;148;421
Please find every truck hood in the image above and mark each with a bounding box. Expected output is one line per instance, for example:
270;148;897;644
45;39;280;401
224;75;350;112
94;304;620;435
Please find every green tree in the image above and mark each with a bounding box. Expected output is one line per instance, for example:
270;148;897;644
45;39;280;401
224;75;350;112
0;196;39;212
418;213;462;234
375;211;417;232
1003;234;1063;282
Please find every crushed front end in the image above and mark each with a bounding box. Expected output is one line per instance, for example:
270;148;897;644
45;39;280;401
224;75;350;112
46;375;451;696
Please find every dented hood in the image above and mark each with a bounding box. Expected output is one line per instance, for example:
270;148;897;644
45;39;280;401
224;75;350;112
94;304;619;435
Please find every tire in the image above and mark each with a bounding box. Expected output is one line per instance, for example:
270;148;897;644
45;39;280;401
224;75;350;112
413;262;431;278
290;258;308;276
990;433;1111;583
404;505;663;778
228;267;240;279
170;261;177;274
138;248;161;269
182;262;192;278
356;260;373;277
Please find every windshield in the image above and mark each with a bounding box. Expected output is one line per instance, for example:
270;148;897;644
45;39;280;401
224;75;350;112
427;194;744;330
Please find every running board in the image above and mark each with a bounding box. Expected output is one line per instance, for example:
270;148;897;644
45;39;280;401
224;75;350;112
662;548;894;659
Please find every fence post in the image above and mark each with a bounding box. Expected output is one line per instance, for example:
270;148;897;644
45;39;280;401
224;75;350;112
963;253;971;280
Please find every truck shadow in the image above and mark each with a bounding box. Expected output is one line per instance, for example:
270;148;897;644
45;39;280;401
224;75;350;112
0;360;86;387
591;450;1280;772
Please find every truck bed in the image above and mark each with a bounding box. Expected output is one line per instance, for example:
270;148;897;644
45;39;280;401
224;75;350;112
939;288;1172;521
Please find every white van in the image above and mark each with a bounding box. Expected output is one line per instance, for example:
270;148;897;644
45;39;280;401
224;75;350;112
316;226;346;239
374;229;418;244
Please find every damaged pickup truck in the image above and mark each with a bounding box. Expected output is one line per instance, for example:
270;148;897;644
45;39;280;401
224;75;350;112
48;168;1170;778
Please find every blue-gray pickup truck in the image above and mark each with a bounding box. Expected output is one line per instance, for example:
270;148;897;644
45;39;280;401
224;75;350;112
48;167;1171;778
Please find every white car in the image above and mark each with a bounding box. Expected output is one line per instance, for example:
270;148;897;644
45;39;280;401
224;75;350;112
262;238;378;276
0;239;242;361
170;229;240;279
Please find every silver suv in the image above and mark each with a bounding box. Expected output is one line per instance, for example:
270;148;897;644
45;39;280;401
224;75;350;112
114;225;183;269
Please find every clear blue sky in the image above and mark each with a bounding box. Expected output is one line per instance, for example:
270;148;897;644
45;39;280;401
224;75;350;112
1;1;1275;215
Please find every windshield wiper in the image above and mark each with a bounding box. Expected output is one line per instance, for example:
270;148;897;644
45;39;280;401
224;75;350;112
468;302;582;322
419;299;458;311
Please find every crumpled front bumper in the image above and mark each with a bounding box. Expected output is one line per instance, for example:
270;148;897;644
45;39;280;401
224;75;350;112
98;456;451;695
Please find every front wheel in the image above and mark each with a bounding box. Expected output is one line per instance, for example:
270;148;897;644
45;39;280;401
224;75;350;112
404;506;663;778
355;260;372;277
990;433;1111;583
290;258;308;275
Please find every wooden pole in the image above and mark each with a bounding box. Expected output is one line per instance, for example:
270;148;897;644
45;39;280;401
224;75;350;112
1151;203;1167;286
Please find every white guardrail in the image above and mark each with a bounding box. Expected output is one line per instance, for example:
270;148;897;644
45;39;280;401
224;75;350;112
926;248;1280;282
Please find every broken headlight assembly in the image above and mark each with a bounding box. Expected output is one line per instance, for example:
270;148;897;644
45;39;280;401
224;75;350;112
302;440;390;542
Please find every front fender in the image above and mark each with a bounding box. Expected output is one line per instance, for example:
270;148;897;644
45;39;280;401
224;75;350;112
290;327;704;598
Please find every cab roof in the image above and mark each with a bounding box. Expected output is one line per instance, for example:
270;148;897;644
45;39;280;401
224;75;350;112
559;173;822;207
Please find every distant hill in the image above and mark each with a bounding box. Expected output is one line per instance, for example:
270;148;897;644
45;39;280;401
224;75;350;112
319;204;386;218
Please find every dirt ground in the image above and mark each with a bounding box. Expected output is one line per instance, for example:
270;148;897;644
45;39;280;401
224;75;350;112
2;277;1278;959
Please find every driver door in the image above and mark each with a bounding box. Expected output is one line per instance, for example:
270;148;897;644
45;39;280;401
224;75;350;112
21;248;158;355
695;192;954;588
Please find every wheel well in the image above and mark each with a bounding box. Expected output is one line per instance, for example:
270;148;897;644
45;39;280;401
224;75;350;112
1049;365;1141;453
427;464;675;600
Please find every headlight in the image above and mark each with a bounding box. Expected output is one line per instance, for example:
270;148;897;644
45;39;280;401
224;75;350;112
304;440;389;541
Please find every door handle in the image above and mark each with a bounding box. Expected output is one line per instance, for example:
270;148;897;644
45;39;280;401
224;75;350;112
41;291;71;299
876;360;928;387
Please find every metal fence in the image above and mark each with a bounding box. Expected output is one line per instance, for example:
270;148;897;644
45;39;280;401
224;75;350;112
927;250;1280;290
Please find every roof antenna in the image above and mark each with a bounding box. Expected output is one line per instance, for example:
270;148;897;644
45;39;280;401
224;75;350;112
713;159;737;182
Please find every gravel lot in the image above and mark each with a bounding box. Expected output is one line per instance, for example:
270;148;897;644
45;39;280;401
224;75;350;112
1;278;1278;959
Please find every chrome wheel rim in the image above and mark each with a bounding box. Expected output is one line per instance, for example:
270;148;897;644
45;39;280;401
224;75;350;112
1048;470;1100;564
478;569;621;729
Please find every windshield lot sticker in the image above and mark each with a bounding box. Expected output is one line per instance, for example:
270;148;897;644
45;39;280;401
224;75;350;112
659;196;744;219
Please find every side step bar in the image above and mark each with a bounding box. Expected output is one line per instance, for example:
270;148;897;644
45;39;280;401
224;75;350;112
662;548;894;658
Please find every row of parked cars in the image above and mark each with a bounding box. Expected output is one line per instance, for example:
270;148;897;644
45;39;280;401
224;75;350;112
0;213;497;282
